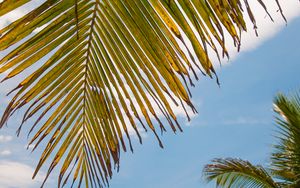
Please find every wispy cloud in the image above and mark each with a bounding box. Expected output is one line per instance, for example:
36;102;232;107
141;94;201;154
0;149;12;156
195;117;269;128
0;135;13;143
221;117;268;126
0;160;45;188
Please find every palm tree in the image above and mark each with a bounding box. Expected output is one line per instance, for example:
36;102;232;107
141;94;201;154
0;1;286;187
203;91;300;188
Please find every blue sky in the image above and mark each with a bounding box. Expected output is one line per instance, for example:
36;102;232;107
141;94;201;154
0;2;300;188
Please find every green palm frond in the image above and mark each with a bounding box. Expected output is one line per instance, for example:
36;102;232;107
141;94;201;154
271;92;300;184
203;158;279;188
0;0;284;187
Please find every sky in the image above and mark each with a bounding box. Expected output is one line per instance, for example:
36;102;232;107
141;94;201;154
0;1;300;188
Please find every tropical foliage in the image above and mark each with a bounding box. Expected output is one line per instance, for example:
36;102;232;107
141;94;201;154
0;0;284;187
203;91;300;188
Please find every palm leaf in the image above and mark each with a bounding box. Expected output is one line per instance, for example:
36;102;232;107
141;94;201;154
271;92;300;185
0;0;284;187
203;158;279;188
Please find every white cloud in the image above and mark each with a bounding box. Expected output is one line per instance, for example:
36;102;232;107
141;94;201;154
243;1;299;47
222;0;300;62
0;9;26;29
0;150;11;156
179;1;300;67
0;135;12;143
222;117;268;126
0;161;45;188
0;1;44;29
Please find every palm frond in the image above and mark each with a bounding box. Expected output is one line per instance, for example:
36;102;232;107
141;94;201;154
0;0;284;187
271;91;300;184
203;158;279;188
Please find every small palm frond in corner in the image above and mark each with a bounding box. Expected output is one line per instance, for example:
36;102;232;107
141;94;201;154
203;158;279;188
271;92;300;185
202;91;300;188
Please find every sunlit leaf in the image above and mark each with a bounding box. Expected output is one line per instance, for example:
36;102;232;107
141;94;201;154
0;0;285;187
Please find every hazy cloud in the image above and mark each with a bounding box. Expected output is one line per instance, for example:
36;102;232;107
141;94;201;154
0;150;12;156
0;135;13;143
222;117;268;126
0;161;45;188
